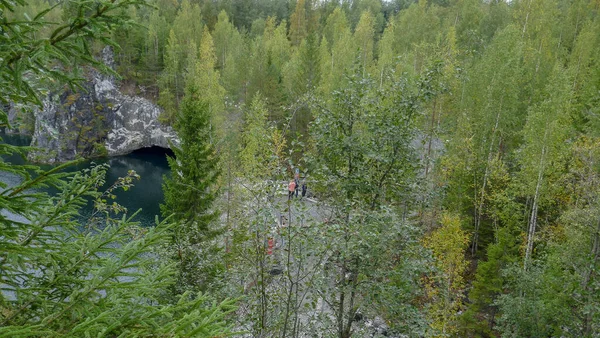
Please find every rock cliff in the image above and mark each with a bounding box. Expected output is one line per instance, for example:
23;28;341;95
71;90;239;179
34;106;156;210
28;47;177;163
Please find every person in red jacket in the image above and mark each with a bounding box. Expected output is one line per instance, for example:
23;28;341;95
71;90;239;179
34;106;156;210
288;180;296;200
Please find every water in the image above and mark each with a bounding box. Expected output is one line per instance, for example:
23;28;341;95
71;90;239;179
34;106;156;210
0;133;172;227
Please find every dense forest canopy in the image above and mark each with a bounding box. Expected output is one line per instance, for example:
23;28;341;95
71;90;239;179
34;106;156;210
2;0;600;336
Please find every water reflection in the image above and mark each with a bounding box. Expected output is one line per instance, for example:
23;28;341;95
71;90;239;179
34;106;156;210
1;133;172;227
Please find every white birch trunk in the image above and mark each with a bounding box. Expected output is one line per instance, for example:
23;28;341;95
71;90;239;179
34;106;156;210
524;136;547;269
472;105;502;256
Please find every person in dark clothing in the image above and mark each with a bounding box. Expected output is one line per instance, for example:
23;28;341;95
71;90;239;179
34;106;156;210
301;182;307;198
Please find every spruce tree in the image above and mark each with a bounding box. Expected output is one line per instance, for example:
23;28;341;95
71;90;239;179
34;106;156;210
0;0;233;336
161;84;222;292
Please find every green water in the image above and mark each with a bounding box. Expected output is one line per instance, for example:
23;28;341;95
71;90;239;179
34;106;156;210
1;133;172;227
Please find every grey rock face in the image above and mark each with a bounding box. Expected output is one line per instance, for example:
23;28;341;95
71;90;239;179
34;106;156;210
2;102;35;135
29;46;177;163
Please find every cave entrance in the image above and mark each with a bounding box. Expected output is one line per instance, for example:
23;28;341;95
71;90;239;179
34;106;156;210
130;146;175;158
125;146;175;168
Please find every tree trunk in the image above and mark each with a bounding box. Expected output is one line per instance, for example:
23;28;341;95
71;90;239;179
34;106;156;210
342;257;358;338
337;262;346;338
524;144;546;269
282;206;295;337
522;0;532;38
582;215;600;335
225;162;231;256
424;98;437;179
472;108;501;256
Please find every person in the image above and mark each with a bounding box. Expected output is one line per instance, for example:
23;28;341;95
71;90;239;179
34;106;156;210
294;177;299;198
301;181;307;198
288;180;296;200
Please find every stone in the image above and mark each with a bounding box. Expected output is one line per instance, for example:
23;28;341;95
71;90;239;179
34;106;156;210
28;46;178;163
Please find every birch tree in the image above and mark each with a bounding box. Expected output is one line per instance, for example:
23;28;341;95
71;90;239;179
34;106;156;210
353;11;375;77
319;8;355;96
518;64;573;268
463;24;525;256
195;26;227;142
309;66;440;337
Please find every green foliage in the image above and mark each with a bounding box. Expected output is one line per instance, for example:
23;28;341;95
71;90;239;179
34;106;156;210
394;0;441;58
283;32;321;98
0;0;144;112
161;83;222;293
495;262;573;337
171;0;203;51
0;165;234;337
240;93;275;180
461;225;520;336
289;0;308;46
353;10;376;75
157;29;182;121
311;64;438;207
158;87;177;124
213;10;238;71
6;0;600;335
518;64;574;267
142;1;600;336
320;8;354;96
194;26;227;141
246;16;290;115
494;136;600;337
308;65;441;336
0;0;235;336
423;213;470;336
317;205;430;337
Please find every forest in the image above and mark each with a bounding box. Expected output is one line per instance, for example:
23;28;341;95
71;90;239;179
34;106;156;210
1;0;600;336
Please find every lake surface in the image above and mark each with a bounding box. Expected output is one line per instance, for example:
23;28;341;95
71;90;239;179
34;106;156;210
0;133;172;227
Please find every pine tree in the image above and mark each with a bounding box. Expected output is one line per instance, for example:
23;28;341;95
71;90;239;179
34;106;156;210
0;165;234;337
161;84;222;292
